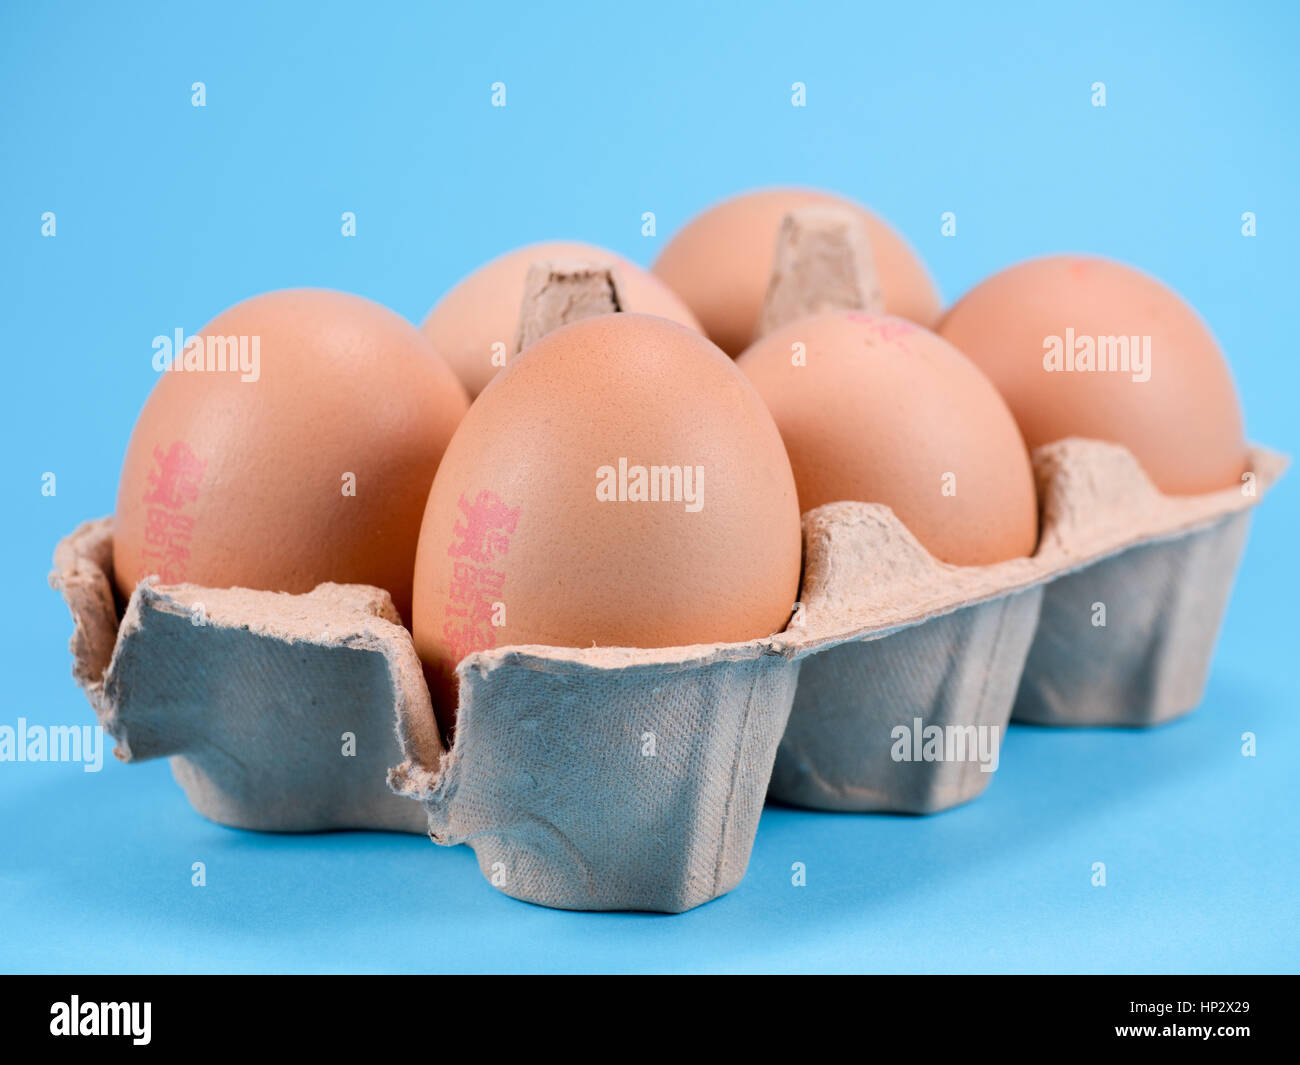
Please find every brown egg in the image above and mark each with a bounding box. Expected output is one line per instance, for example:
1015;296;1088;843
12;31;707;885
737;311;1038;566
938;255;1246;495
421;241;704;397
935;258;1248;496
412;313;803;730
113;289;469;621
653;187;942;357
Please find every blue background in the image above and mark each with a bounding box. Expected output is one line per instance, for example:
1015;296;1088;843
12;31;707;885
2;0;1296;973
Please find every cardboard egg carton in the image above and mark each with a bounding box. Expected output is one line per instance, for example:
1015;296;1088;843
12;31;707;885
50;432;1283;908
50;234;1286;913
771;440;1284;812
50;518;432;833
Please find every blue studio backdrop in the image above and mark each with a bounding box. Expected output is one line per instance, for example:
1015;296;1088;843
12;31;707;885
1;1;1297;973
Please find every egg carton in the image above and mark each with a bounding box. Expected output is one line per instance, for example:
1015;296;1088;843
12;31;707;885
49;237;1286;911
50;436;1283;911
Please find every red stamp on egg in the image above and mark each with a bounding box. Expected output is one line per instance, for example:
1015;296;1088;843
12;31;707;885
139;440;206;583
442;490;520;660
846;311;919;351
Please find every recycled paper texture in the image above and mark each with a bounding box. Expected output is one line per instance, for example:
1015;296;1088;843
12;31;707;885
50;519;433;833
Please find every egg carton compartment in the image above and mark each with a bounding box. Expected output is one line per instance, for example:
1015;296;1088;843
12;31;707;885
49;518;433;833
1014;458;1256;727
772;590;1043;813
767;437;1286;814
388;644;798;913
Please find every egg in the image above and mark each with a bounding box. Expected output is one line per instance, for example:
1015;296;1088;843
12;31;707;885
737;311;1038;566
422;241;703;397
653;187;942;357
411;313;803;730
938;256;1246;495
113;288;469;621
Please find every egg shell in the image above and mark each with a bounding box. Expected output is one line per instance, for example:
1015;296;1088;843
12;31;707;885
653;187;942;357
411;312;803;730
737;311;1039;566
422;241;704;397
113;288;469;622
938;255;1246;495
